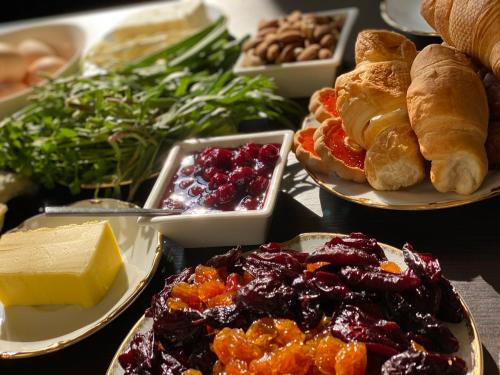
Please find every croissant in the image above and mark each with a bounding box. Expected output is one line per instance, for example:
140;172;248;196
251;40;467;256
335;30;425;190
407;44;489;194
421;0;500;76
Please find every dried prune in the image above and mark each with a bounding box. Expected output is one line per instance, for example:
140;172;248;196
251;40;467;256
384;293;459;353
206;247;242;270
159;352;188;375
153;308;206;345
332;232;387;261
340;266;421;292
204;304;247;329
307;242;380;266
330;305;409;351
403;244;441;284
234;275;295;318
437;278;464;323
381;350;466;375
307;271;351;300
403;283;442;316
119;331;155;374
242;251;304;279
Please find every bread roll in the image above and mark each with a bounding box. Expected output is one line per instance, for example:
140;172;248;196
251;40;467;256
407;44;489;194
335;30;425;190
421;0;500;76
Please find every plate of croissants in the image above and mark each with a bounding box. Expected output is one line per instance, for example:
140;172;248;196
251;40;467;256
293;0;499;210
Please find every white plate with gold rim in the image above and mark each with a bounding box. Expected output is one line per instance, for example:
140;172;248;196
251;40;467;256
300;116;500;210
106;232;482;375
0;199;161;358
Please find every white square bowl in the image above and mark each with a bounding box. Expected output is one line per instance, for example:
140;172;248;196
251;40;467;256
140;130;294;248
233;7;358;98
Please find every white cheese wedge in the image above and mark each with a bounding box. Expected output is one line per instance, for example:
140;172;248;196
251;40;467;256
0;220;123;308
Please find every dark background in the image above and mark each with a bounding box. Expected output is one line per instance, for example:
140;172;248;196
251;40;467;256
1;0;154;23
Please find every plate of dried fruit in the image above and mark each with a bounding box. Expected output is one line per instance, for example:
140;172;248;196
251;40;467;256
107;232;481;375
0;199;160;359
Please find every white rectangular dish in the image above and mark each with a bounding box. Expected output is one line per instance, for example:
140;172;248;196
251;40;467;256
233;7;358;98
140;130;294;247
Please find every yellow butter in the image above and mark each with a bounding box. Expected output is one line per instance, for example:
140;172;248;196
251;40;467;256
0;220;123;308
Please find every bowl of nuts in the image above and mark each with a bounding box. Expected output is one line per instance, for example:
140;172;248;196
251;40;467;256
233;8;358;98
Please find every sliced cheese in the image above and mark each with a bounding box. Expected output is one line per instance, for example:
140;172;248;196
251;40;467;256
0;220;123;308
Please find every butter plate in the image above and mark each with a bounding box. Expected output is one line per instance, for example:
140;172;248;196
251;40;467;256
106;232;482;375
0;199;161;358
299;115;500;210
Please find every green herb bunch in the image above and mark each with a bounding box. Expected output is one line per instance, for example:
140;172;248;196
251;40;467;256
0;17;302;199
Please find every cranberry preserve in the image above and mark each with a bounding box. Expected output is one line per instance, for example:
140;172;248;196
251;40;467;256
160;143;281;213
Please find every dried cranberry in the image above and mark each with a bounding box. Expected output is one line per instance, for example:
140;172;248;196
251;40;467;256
202;167;222;182
248;176;269;196
189;185;204;196
208;172;228;190
206;148;233;169
232;149;253;167
179;178;194;189
217;183;237;204
241;142;261;158
254;160;273;177
258;143;280;164
240;196;259;210
229;166;255;187
180;166;194;176
203;191;219;207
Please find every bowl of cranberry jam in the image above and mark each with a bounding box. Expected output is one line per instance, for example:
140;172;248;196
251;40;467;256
141;131;294;247
161;143;281;213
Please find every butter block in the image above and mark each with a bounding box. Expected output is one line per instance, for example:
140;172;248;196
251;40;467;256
0;220;123;308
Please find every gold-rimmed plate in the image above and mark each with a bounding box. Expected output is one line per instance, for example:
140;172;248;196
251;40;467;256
0;199;161;358
300;116;500;210
106;232;482;375
380;0;439;37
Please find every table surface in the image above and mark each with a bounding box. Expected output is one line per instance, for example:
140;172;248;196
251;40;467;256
0;0;499;374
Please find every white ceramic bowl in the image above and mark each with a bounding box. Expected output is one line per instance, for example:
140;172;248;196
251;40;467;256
0;23;86;118
233;7;358;98
140;130;294;248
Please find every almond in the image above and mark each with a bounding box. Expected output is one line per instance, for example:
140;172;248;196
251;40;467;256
258;19;279;30
276;44;296;64
287;10;302;23
319;34;335;49
242;37;263;52
258;27;278;37
266;43;281;62
313;24;334;41
318;48;333;59
276;30;304;44
297;44;320;61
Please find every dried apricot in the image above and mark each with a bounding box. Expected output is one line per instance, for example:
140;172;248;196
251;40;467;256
249;342;312;375
166;297;188;310
225;359;251;375
335;341;367;375
207;291;235;307
380;261;402;274
410;340;426;352
212;328;262;365
314;334;346;374
306;261;331;272
182;370;202;375
198;280;226;302
171;282;201;309
246;318;278;350
194;265;221;284
274;319;306;346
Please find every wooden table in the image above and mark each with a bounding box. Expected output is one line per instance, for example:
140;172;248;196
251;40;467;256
0;0;499;374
